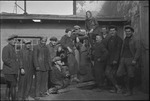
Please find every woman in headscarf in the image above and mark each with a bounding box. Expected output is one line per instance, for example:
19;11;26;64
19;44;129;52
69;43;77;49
85;10;101;47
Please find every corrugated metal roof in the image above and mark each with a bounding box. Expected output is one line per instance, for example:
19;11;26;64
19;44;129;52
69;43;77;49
0;13;127;22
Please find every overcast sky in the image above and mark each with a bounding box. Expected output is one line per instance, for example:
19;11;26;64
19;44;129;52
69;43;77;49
0;1;73;15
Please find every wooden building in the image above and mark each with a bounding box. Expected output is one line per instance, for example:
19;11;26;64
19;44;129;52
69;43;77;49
0;13;128;69
139;1;149;93
0;0;148;95
96;0;149;93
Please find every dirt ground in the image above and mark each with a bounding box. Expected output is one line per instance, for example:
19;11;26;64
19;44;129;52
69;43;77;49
0;83;149;100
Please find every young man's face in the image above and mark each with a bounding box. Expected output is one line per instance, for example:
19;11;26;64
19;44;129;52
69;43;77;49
67;31;72;37
96;35;102;42
125;28;133;37
51;40;57;46
75;28;80;33
102;27;107;35
110;28;117;36
40;38;47;45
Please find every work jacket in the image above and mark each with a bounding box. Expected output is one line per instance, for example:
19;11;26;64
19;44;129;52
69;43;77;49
120;36;141;61
93;42;108;62
60;35;74;52
105;35;123;64
20;47;34;73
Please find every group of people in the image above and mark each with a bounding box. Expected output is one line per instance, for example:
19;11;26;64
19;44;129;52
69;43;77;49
2;11;141;101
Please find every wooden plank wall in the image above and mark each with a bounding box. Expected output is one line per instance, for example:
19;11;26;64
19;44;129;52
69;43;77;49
140;1;149;93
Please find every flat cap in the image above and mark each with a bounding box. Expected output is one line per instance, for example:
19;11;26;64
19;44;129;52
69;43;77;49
109;25;117;30
124;25;134;32
74;25;81;29
23;39;31;44
65;28;72;33
50;37;58;41
53;56;61;62
40;36;47;41
7;35;18;40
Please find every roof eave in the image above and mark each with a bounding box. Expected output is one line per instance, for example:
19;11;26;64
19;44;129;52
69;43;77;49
0;14;127;22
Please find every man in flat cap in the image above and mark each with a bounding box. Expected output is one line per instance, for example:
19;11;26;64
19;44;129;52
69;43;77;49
104;25;123;93
2;35;20;100
33;37;51;100
49;55;70;94
17;39;34;100
47;36;60;89
117;25;141;96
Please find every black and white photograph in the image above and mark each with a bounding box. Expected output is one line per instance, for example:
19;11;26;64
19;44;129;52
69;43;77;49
0;0;149;100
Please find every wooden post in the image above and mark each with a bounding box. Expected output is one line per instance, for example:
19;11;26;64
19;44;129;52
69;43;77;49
139;1;149;93
73;0;76;15
24;0;27;15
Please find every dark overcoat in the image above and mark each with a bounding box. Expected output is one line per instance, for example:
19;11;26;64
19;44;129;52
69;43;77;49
33;44;51;71
93;42;109;86
50;65;70;89
60;35;74;51
2;44;20;74
105;35;123;64
60;35;78;75
47;43;60;61
18;47;34;98
93;42;108;62
79;44;94;82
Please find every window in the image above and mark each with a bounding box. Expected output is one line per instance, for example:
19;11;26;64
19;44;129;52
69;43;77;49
15;37;40;51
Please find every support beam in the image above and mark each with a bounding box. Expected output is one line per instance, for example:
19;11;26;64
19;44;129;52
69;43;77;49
73;0;76;15
139;1;149;93
24;0;27;15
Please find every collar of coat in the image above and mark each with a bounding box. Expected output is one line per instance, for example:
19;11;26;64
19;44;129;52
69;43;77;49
8;43;15;47
48;42;60;47
124;34;134;40
39;43;46;48
22;46;32;51
8;43;16;51
49;42;54;47
65;34;71;38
